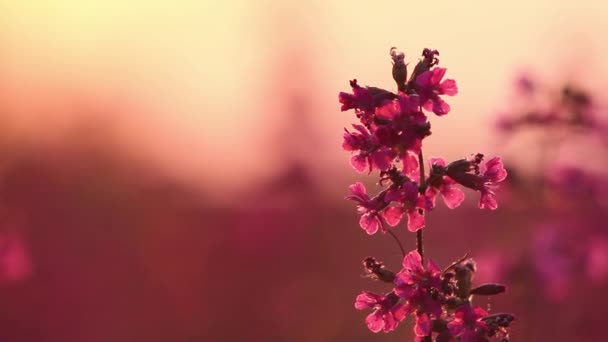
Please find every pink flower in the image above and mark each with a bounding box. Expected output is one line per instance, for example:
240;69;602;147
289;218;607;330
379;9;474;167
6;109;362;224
402;152;420;180
343;124;395;173
415;67;458;116
413;312;432;337
345;182;401;235
478;157;508;209
339;80;375;112
447;305;489;342
446;155;508;210
354;291;412;333
426;157;465;209
385;182;433;232
339;80;396;126
394;250;443;335
374;94;431;155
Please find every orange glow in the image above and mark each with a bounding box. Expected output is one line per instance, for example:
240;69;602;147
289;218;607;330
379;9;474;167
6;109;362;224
1;1;607;194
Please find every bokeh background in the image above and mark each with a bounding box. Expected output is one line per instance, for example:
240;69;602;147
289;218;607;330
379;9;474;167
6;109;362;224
0;1;607;341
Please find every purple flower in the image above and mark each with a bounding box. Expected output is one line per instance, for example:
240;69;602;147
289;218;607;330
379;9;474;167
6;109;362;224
354;291;411;333
415;67;458;116
343;124;395;173
345;182;402;235
394;250;443;336
447;305;489;342
426;157;465;209
385;182;433;232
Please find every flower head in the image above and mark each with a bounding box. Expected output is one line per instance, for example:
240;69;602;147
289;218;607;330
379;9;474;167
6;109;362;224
374;93;431;156
394;250;443;333
343;124;396;173
445;155;508;210
415;67;458;116
346;182;403;235
385;182;433;232
339;80;396;125
447;305;489;342
426;157;465;209
355;291;411;333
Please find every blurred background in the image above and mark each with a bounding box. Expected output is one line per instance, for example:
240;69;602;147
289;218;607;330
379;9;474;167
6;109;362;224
0;1;607;341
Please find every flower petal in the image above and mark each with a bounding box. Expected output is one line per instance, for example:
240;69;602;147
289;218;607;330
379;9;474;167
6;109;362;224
350;154;368;173
440;78;458;96
402;250;423;270
354;291;381;310
365;311;385;333
407;209;426;232
360;214;381;235
441;186;465;209
479;192;498;210
382;207;403;227
414;312;432;336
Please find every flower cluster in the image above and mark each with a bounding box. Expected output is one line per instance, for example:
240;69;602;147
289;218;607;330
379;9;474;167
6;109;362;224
496;74;607;138
339;48;513;341
341;48;507;235
356;251;513;341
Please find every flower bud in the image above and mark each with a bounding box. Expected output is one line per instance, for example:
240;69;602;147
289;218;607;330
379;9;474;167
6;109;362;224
363;256;396;283
470;283;507;296
454;259;476;299
390;47;407;92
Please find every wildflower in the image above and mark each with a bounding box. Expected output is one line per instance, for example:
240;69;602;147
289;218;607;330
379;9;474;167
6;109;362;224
343;124;395;173
339;79;375;112
414;67;458;116
445;155;508;210
426;157;465;209
409;48;440;83
345;182;401;235
354;291;411;333
339;80;396;125
447;304;489;342
477;157;508;209
385;182;433;232
394;250;443;336
374;93;431;156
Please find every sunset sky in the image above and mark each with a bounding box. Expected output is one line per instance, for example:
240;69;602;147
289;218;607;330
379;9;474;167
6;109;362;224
1;0;607;196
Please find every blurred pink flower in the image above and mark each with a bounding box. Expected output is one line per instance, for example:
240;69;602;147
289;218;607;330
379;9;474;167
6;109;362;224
586;237;608;283
0;232;32;282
